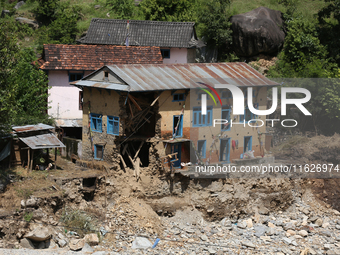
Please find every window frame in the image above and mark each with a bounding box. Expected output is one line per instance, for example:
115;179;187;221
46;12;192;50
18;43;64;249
107;115;119;135
160;49;170;59
172;93;185;102
94;144;104;160
69;72;84;82
90;113;102;133
221;106;231;131
193;106;213;127
173;115;183;138
197;140;206;159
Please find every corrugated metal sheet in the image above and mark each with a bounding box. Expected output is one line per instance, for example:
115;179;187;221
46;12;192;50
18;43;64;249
13;123;54;133
73;62;278;92
19;133;65;149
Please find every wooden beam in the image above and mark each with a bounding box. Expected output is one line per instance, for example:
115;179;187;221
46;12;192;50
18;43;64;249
118;154;127;169
122;144;128;155
151;95;161;107
27;148;30;172
54;149;57;171
134;157;141;181
133;141;144;161
30;149;34;172
127;99;134;118
128;94;142;111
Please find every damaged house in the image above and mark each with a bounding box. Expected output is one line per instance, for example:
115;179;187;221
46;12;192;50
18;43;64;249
71;63;277;173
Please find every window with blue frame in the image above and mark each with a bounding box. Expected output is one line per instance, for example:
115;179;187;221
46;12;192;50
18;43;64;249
94;144;104;160
173;115;183;137
90;113;102;132
239;107;254;122
160;49;170;59
197;140;206;159
173;93;185;102
193;106;213;127
107;116;119;135
69;72;83;82
221;106;231;131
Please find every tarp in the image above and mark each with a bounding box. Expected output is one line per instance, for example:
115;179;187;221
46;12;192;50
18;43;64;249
0;141;11;162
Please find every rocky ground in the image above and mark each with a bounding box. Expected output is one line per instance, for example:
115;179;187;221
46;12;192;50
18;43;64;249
1;135;340;254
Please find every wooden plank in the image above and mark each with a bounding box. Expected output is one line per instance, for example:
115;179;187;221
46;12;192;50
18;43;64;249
118;154;127;169
54;149;57;171
133;141;144;161
143;117;150;123
122;144;128;155
127;99;134;118
135;157;140;181
150;95;161;107
27;148;30;171
30;150;34;172
128;94;142;111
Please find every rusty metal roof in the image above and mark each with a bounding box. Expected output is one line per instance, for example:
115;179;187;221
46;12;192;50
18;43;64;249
19;133;65;149
72;62;278;92
12;123;54;133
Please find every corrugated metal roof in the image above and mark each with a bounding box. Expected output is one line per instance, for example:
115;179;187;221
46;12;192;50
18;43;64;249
13;123;54;133
72;62;278;92
19;133;65;149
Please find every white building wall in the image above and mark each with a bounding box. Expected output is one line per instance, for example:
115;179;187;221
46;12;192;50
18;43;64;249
48;70;92;126
162;48;188;64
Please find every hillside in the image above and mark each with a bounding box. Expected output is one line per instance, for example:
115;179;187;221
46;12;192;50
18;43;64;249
1;0;327;52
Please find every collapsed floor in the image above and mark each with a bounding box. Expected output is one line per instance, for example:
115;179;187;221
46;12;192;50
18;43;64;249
0;134;340;253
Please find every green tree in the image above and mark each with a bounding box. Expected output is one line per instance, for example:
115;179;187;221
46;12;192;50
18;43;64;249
0;19;19;134
48;2;82;44
197;0;233;60
139;0;197;22
318;0;340;65
0;19;51;133
106;0;136;19
32;0;59;26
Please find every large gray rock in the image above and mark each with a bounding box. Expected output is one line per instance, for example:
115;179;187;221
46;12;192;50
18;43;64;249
20;238;35;249
15;17;39;29
14;1;25;9
131;237;152;249
69;238;85;251
231;7;285;57
25;227;51;242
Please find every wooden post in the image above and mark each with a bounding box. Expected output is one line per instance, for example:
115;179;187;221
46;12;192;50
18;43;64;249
27;148;31;172
54;148;57;171
30;150;34;172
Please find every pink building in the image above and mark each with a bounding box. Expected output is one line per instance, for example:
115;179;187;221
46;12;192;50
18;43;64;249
78;19;204;64
38;44;162;139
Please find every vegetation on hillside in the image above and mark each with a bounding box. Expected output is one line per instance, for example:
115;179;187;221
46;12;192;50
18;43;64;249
0;0;340;133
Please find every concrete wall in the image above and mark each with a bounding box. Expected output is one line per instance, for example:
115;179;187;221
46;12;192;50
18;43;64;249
82;87;121;162
48;70;92;124
162;48;188;64
158;87;268;163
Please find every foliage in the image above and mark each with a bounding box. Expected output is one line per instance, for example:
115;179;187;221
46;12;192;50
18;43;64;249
197;0;233;60
61;207;98;237
106;0;136;19
268;18;335;78
48;2;82;44
139;0;197;22
318;0;340;65
24;212;33;222
32;0;59;26
0;19;51;133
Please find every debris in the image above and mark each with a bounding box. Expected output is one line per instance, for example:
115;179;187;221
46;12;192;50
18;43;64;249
25;227;51;242
131;237;152;249
152;238;160;248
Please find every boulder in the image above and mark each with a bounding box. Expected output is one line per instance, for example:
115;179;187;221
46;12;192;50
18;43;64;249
84;233;99;246
131;237;152;249
69;238;85;251
15;17;39;29
20;238;35;249
231;7;285;57
14;1;25;9
25;227;51;242
1;10;10;18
